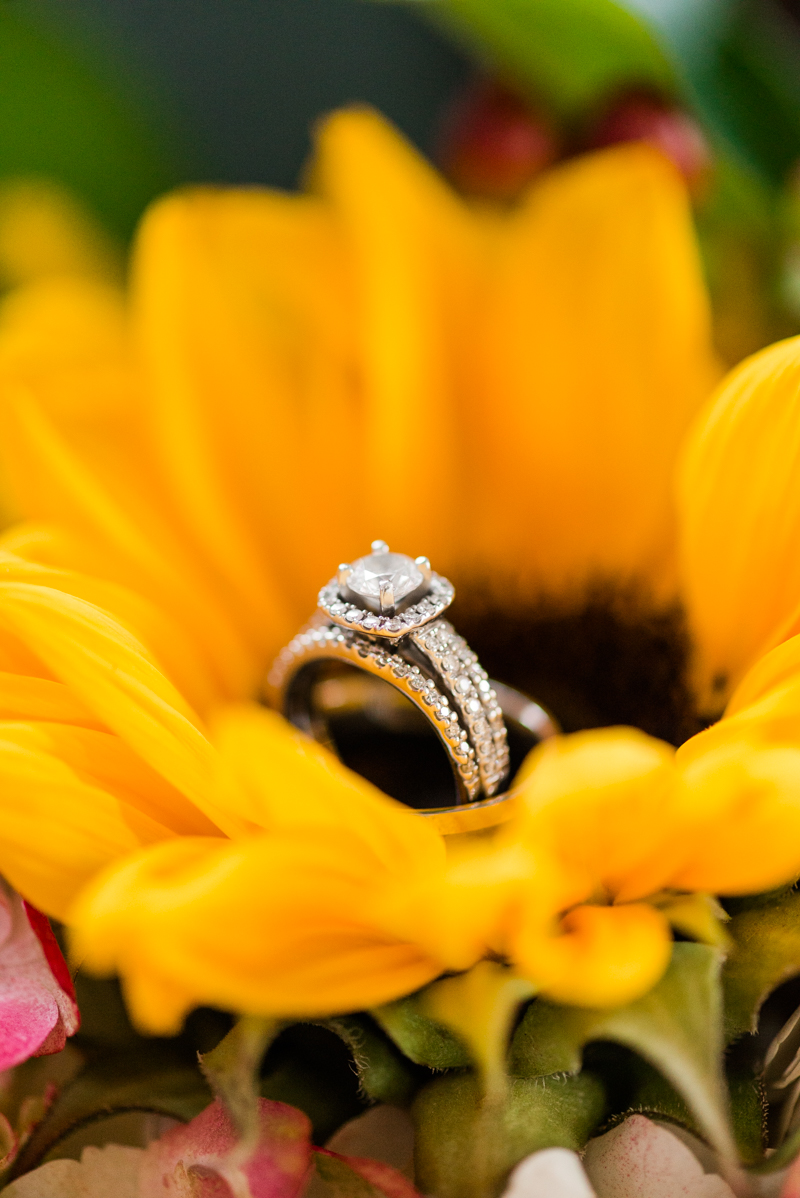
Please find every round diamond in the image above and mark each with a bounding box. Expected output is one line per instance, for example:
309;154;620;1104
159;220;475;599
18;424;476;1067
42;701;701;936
346;551;424;608
454;676;472;694
441;654;460;673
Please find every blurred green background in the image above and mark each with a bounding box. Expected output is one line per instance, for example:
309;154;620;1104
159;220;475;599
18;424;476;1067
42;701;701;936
0;0;471;239
5;0;800;362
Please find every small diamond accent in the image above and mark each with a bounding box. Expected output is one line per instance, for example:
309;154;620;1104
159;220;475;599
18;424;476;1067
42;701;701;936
454;676;472;694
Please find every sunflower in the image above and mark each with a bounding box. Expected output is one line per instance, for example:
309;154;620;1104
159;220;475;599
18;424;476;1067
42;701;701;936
0;107;796;1033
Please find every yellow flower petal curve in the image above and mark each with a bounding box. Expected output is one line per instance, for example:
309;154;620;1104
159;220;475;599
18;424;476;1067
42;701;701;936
673;633;800;892
0;180;120;288
470;143;719;601
678;335;800;712
0;580;244;837
211;702;449;868
314;107;483;571
512;901;672;1009
70;833;445;1034
511;727;683;903
0;722;174;919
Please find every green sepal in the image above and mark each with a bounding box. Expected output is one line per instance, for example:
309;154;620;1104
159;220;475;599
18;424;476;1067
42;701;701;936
723;888;800;1042
199;1015;281;1150
412;1070;606;1198
620;1057;765;1168
510;943;736;1166
326;1015;424;1107
418;962;536;1101
371;991;472;1070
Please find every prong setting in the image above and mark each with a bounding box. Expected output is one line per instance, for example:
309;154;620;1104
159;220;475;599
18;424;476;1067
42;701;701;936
378;579;395;615
415;555;432;585
371;539;390;554
337;563;352;590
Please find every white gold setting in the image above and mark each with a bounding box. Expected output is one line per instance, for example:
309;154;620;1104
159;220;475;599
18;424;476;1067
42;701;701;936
267;541;511;809
319;540;454;640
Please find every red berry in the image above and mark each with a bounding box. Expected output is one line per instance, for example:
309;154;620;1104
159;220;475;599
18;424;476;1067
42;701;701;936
590;91;711;188
438;80;558;201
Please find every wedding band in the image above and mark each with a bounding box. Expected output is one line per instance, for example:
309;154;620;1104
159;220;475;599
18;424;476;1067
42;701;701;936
267;540;513;808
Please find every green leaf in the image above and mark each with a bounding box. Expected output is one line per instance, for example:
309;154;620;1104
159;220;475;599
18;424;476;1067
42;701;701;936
723;889;800;1042
412;1070;605;1198
510;943;737;1167
427;0;676;117
0;10;179;238
371;992;471;1071
326;1016;424;1107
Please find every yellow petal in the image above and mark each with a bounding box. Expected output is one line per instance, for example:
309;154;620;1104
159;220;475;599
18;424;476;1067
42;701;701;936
513;901;672;1009
313;107;484;572
0;180;121;288
69;833;444;1034
131;185;336;633
673;637;800;892
0;282;259;701
0;580;243;837
0;543;218;715
0;722;174;919
678;335;800;712
0;672;101;726
211;703;448;868
470;144;719;601
674;741;800;893
510;727;682;903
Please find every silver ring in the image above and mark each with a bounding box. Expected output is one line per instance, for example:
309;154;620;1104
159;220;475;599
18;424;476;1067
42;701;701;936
266;540;512;806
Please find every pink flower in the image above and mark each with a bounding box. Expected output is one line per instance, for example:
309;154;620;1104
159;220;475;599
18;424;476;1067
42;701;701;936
0;1098;422;1198
0;878;79;1071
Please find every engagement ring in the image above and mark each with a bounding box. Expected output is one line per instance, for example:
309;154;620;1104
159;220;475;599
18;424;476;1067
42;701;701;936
267;541;555;831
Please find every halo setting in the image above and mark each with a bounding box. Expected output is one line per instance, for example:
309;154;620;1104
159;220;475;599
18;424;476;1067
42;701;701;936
319;539;454;638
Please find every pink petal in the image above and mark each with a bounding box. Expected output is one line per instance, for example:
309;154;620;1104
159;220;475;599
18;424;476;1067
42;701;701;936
23;903;77;1003
583;1115;735;1198
139;1097;312;1198
780;1152;800;1198
0;881;78;1070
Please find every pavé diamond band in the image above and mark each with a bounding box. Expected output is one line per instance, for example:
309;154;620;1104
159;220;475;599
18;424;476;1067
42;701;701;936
266;541;554;828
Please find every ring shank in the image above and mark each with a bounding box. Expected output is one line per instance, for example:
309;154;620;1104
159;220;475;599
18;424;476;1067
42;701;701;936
267;618;509;805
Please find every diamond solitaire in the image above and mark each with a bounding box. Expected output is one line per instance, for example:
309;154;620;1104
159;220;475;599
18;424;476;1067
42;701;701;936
345;543;426;614
317;539;455;639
